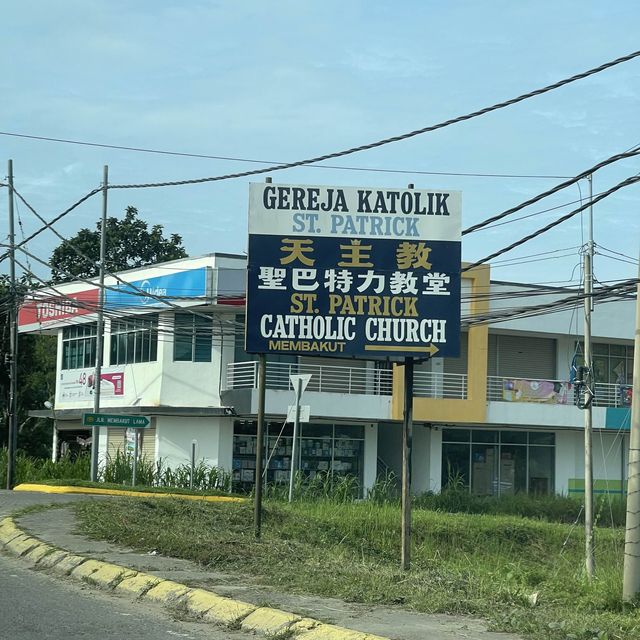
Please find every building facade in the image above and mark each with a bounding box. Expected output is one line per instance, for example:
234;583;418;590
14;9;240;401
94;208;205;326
20;254;635;497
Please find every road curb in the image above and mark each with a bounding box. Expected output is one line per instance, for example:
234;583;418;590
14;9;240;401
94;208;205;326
0;516;391;640
13;483;246;503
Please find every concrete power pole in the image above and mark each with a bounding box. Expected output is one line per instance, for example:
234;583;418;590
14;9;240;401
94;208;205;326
90;165;108;482
583;174;595;579
623;255;640;601
5;160;18;490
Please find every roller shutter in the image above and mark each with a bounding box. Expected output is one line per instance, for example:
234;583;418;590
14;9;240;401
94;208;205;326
443;332;468;374
492;334;556;379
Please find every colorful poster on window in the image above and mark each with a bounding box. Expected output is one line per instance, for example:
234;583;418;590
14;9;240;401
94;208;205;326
502;379;571;404
59;368;125;401
245;183;462;359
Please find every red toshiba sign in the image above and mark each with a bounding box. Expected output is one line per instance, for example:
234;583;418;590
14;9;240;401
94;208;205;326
18;289;99;329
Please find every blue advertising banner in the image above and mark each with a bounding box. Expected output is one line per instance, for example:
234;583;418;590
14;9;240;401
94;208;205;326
246;183;462;359
105;267;209;309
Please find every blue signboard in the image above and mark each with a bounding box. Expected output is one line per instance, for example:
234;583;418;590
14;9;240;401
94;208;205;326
246;183;462;360
105;267;209;309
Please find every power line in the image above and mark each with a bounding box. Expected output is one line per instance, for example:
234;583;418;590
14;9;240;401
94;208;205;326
0;130;571;180
3;51;639;261
462;148;640;235
0;187;102;266
100;49;640;191
463;174;640;272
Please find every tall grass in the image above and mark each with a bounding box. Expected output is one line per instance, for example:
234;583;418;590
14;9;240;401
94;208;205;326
0;448;90;486
75;497;640;640
259;470;627;528
0;447;231;493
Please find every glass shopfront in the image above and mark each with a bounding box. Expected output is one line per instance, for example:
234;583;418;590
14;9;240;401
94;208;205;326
441;428;555;495
232;421;365;494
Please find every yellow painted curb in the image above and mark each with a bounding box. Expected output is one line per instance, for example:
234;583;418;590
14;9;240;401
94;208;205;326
241;607;301;636
6;534;41;557
52;553;87;575
183;588;257;624
115;572;162;597
0;517;393;640
296;624;390;640
86;562;136;588
24;542;56;564
144;580;190;604
14;483;245;503
0;517;22;543
37;548;69;569
71;558;105;580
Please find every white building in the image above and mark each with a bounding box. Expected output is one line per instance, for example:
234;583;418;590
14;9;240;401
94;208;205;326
20;254;634;498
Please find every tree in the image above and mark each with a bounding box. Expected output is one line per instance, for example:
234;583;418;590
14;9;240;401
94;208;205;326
0;275;57;458
50;206;188;283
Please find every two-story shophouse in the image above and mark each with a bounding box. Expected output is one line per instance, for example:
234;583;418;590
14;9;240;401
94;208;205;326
20;253;635;497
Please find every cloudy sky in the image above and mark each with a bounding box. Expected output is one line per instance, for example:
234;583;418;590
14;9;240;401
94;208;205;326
1;0;639;287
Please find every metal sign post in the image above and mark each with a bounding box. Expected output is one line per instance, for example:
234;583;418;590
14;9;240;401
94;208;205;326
190;440;197;490
288;378;303;502
401;357;414;570
254;353;267;538
288;374;312;502
132;430;139;487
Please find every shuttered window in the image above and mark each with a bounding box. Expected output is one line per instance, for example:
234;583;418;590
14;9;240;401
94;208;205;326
106;425;156;462
488;334;556;379
443;332;468;374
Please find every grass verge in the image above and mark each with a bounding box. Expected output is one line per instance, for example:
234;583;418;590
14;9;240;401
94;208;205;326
74;498;640;640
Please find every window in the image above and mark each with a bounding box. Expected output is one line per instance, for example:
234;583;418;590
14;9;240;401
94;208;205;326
442;429;555;495
62;324;97;370
576;342;634;384
232;421;365;495
110;315;158;365
173;312;213;362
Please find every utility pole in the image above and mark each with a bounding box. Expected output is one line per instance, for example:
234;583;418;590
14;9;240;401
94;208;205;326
583;174;595;579
623;252;640;601
5;160;18;490
90;165;108;482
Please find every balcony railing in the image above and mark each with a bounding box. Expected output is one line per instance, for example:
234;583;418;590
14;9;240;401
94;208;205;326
226;361;393;396
487;376;630;408
414;371;467;399
226;362;468;399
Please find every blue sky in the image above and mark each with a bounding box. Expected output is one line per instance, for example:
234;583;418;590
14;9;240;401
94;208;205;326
1;0;639;287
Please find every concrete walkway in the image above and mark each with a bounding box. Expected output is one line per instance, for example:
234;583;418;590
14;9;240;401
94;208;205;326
11;500;521;640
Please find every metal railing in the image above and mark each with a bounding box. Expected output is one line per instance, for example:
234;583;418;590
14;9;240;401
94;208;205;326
413;371;467;399
226;361;393;396
487;376;629;408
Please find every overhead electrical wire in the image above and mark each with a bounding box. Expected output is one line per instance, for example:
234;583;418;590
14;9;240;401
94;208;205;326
2;50;640;262
102;49;640;191
0;130;572;180
463;174;640;272
462;148;640;235
12;239;638;337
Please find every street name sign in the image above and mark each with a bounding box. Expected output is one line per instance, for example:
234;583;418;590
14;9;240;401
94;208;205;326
82;413;150;429
245;183;461;359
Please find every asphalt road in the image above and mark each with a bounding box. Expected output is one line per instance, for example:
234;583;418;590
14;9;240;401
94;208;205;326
0;489;93;517
0;551;245;640
0;491;244;640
